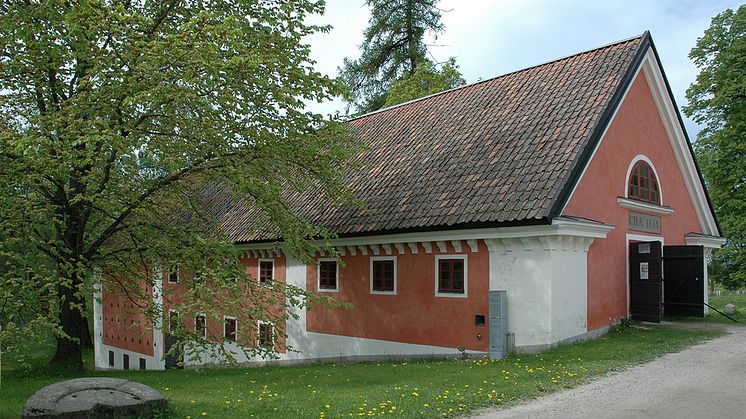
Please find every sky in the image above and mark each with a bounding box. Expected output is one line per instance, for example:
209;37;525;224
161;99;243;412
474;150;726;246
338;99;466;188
304;0;743;139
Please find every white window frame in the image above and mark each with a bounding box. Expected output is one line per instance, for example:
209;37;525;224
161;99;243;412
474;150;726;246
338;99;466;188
370;256;397;295
317;258;339;293
257;320;275;350
434;254;468;298
258;258;275;287
223;315;237;342
167;267;179;284
624;154;664;203
168;309;179;334
195;313;207;339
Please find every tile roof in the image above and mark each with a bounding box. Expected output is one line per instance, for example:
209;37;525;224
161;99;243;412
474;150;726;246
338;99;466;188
215;34;647;242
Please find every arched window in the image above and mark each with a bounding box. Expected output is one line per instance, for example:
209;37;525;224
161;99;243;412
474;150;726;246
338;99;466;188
628;161;660;204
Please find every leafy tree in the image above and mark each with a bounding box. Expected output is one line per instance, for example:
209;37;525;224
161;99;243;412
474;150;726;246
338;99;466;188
684;5;746;290
0;0;358;370
340;0;446;113
383;58;465;107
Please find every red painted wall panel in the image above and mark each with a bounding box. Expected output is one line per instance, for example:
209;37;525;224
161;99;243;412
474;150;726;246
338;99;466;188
161;256;287;353
306;241;490;351
563;72;704;331
102;282;155;356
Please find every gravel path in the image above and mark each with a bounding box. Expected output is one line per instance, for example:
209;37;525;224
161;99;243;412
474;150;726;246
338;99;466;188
472;323;746;419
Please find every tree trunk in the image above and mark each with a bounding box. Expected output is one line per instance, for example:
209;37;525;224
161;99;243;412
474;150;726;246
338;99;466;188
50;276;85;370
80;315;94;349
406;0;417;74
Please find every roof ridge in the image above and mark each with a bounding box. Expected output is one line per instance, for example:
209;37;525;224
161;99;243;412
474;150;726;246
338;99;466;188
347;32;647;121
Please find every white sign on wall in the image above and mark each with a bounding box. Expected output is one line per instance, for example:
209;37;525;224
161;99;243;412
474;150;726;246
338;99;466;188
640;262;649;280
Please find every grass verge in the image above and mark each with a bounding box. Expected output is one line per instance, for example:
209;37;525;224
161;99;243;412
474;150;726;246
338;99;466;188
667;292;746;324
1;326;722;418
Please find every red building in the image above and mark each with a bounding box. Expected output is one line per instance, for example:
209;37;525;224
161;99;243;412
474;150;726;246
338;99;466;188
96;32;724;370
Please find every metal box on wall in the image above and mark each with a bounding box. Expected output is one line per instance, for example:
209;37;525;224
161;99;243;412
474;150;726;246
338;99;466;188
489;290;508;358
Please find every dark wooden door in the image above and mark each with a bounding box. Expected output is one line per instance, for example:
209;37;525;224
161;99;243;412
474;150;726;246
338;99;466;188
164;334;183;369
663;245;705;317
629;241;663;323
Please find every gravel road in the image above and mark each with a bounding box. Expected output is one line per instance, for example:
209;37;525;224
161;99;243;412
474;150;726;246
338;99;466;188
472;323;746;419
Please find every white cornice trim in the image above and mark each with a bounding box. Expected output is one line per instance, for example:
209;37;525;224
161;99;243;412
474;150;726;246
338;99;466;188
617;197;674;216
685;235;726;249
235;218;615;250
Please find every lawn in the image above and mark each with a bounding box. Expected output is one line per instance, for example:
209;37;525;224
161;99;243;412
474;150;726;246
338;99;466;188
667;292;746;324
2;326;722;418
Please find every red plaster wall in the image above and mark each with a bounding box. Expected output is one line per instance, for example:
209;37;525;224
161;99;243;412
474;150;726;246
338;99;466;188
160;257;287;353
563;72;705;331
102;282;155;356
306;241;490;351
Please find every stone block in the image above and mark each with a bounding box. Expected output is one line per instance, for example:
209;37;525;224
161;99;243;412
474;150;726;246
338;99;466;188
23;377;165;418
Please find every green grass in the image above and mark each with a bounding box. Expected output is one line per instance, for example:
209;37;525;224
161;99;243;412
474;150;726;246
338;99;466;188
667;292;746;324
1;326;722;418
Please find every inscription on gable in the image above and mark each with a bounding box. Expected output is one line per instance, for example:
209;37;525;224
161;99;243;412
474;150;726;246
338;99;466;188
629;212;661;234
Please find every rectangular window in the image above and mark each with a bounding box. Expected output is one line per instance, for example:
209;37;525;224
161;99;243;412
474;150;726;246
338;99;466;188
435;255;468;297
168;267;179;284
258;322;274;349
195;314;207;339
168;310;179;334
224;317;237;342
139;358;146;370
123;353;130;370
318;260;338;291
108;350;114;367
259;259;274;286
371;257;397;294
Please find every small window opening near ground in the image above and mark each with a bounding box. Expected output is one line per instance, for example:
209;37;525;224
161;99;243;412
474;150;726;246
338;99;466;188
195;314;207;339
168;266;179;284
436;255;468;297
628;161;661;204
258;321;274;349
371;256;396;294
318;259;338;292
224;316;237;342
259;259;274;286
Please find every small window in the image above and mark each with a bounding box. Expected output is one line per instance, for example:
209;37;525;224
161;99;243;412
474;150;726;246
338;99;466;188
168;267;179;284
139;357;146;370
195;314;207;339
168;310;179;334
258;322;274;349
371;257;396;293
628;161;661;204
475;315;486;326
224;317;237;342
436;256;467;297
259;259;274;286
318;260;338;291
123;353;130;370
108;350;114;367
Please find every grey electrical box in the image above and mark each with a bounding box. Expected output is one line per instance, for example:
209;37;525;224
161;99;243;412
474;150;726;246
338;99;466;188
489;290;508;359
